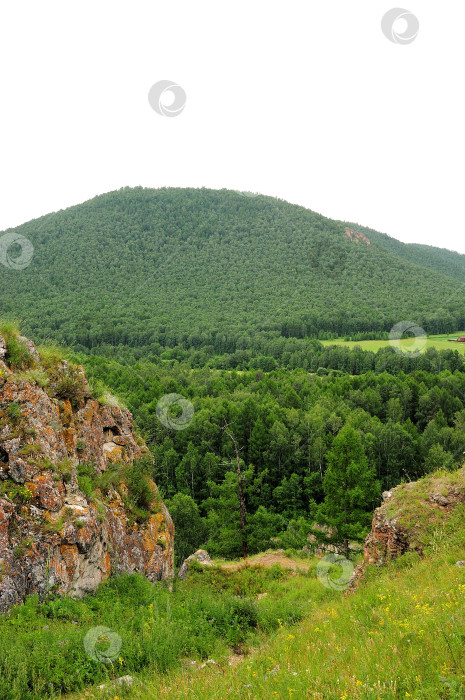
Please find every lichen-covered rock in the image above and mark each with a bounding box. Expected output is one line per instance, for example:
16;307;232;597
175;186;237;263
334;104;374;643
18;336;41;364
98;675;134;691
0;335;174;613
0;334;7;362
302;523;362;557
347;468;465;593
0;334;11;376
178;549;213;579
303;523;341;556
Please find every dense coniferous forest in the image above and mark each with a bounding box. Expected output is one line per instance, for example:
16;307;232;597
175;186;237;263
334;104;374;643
79;349;465;559
2;187;465;364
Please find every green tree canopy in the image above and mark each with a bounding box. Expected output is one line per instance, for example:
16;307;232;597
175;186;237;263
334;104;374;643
320;426;381;556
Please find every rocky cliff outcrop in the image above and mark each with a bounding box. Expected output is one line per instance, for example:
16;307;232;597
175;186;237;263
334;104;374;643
0;331;174;613
348;467;465;591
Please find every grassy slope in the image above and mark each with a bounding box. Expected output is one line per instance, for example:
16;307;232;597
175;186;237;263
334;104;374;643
0;469;463;699
67;468;465;700
0;558;327;699
134;552;465;699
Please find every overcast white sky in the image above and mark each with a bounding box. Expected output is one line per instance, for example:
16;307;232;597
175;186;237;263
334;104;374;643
1;1;464;252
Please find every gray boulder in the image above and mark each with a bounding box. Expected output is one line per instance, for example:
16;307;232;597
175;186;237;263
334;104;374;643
178;549;213;579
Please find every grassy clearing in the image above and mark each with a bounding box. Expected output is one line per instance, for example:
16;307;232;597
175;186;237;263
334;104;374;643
0;559;327;699
58;481;465;700
321;332;465;354
1;530;464;700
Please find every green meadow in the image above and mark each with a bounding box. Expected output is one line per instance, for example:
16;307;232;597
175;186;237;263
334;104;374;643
322;333;465;354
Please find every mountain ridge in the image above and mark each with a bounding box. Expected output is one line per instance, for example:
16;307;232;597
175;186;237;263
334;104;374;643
2;187;465;358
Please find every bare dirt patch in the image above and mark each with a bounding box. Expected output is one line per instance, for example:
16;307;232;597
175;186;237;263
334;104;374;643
218;551;312;572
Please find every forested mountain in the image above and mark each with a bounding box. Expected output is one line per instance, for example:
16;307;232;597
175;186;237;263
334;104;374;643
344;220;465;282
2;187;465;360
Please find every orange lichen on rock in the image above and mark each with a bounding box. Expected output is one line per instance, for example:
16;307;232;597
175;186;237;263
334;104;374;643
0;332;174;613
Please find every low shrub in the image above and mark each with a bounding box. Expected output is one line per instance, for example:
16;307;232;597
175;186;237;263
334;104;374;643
53;366;87;409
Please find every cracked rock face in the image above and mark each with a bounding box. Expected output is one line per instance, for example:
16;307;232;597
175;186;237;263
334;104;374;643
0;333;174;614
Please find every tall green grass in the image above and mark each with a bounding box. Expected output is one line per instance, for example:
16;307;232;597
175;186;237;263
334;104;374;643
0;322;34;370
0;562;323;699
120;539;465;699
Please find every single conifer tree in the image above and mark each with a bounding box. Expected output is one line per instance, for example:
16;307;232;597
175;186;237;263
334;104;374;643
320;425;381;558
